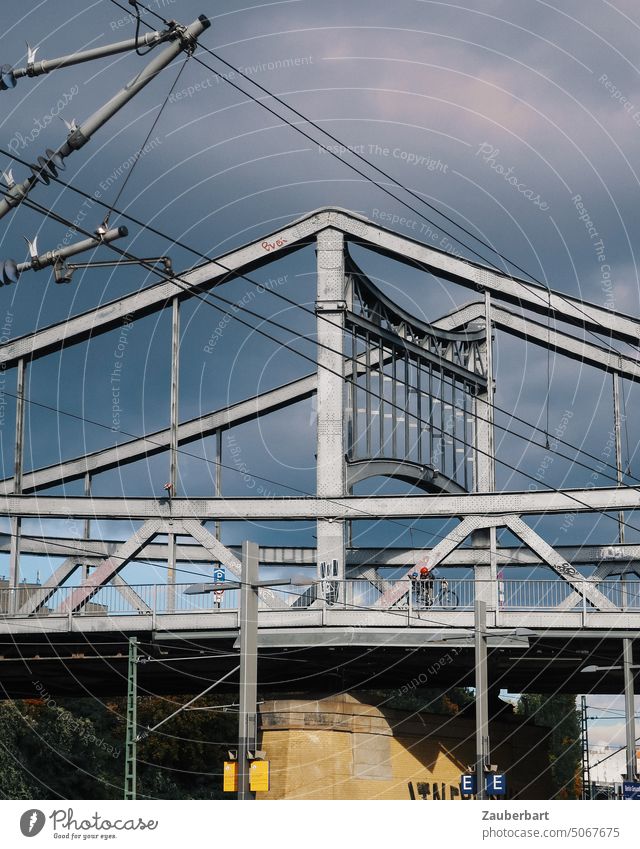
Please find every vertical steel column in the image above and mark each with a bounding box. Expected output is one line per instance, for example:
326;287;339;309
83;472;91;582
316;228;346;590
168;298;180;611
580;695;592;800
124;636;138;800
439;373;445;474
214;428;222;540
475;599;489;801
613;374;627;608
391;348;397;457
348;327;356;458
365;332;372;457
404;353;410;459
238;540;259;800
623;638;637;781
473;295;496;610
379;338;385;454
416;360;423;463
428;363;434;463
9;358;25;612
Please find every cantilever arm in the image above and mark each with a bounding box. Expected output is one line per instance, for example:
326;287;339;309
0;15;210;221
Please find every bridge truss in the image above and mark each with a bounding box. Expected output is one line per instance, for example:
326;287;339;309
1;206;640;655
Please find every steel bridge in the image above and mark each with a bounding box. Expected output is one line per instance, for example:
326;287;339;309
1;206;639;696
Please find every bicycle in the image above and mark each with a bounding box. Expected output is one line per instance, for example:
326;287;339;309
411;575;459;610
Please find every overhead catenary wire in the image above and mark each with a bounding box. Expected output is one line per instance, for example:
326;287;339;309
0;15;634;479
123;0;635;363
2;14;636;556
4;184;640;553
0;146;634;493
105;55;190;225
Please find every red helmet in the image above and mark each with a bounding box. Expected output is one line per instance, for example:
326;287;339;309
420;566;429;575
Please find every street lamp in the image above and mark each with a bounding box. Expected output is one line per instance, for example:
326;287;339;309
581;639;639;782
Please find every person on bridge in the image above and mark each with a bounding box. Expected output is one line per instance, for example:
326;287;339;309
418;564;434;607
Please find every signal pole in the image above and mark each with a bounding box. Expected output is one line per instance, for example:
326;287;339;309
475;600;489;801
238;541;259;800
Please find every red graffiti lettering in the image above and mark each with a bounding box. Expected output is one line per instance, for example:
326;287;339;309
261;237;288;252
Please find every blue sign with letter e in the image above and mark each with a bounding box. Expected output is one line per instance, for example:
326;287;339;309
623;781;640;799
213;567;226;583
486;774;507;796
460;774;476;796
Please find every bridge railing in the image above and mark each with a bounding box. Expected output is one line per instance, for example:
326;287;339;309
0;575;639;617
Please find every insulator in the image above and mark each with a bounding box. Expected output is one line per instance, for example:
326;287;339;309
0;64;16;90
1;259;20;285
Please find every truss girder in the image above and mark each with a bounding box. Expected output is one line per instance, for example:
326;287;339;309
180;519;284;609
0;373;318;496
0;213;323;370
434;302;640;381
54;519;162;613
2;489;639;520
5;536;640;570
111;574;152;614
2;207;637;376
373;515;618;612
374;515;504;608
17;557;83;615
334;211;640;343
504;516;617;611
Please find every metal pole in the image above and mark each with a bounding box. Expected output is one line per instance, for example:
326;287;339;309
124;636;138;800
83;472;91;583
9;358;25;612
623;638;637;781
167;298;179;611
475;599;489;800
214;428;222;540
11;31;166;80
613;374;627;609
580;695;592;800
238;540;259;800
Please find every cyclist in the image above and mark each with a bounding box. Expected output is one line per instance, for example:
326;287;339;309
418;563;434;607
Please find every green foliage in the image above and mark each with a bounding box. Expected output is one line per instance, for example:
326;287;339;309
0;693;236;800
362;686;475;714
516;693;581;799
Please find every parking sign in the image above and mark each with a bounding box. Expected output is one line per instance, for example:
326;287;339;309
213;567;226;583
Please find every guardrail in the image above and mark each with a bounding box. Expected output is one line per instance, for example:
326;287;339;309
0;575;639;617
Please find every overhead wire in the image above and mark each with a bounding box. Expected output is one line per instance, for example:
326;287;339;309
104;54;190;225
0;146;634;491
0;6;634;480
124;0;636;362
4;184;640;553
0;8;639;578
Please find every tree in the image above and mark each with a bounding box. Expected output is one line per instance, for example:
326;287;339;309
516;693;581;799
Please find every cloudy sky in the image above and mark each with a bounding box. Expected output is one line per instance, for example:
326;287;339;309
1;1;639;496
1;1;640;761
